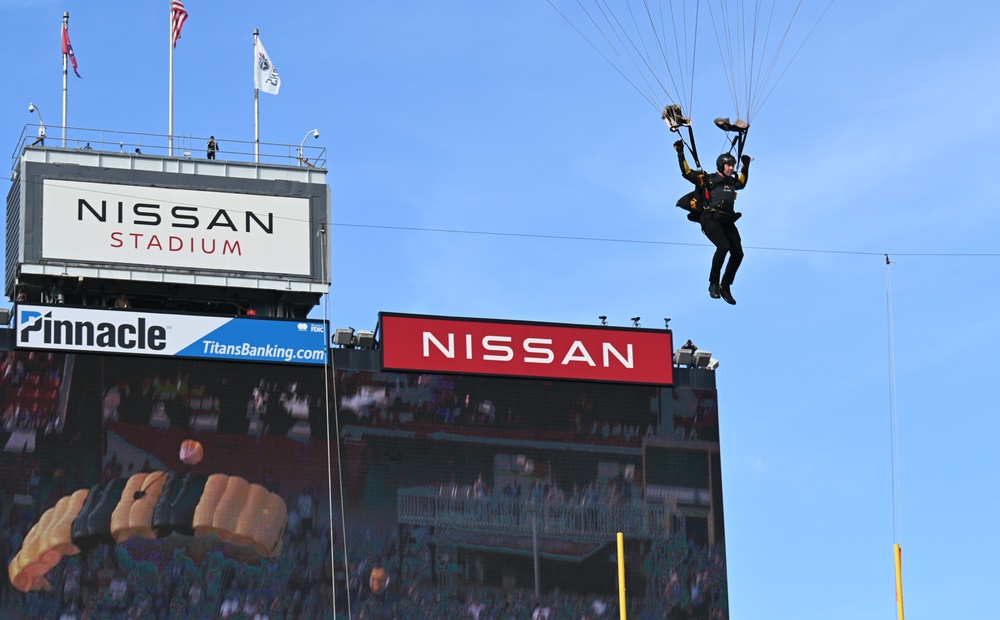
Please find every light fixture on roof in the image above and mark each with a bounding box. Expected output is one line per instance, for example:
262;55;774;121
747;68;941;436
333;327;355;347
298;129;320;166
354;330;375;349
27;103;45;146
692;350;713;368
674;347;695;366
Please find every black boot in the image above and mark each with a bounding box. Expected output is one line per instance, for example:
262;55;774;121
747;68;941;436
719;286;736;305
708;283;721;299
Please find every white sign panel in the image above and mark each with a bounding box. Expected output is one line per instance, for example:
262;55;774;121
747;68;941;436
41;179;312;276
15;305;328;365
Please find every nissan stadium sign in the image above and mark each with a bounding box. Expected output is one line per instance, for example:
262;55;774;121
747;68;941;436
16;305;327;365
380;313;673;385
40;179;312;276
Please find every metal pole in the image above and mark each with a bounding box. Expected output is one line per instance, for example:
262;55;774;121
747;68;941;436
894;544;905;620
254;29;260;163
532;511;540;600
617;532;626;620
168;0;174;156
62;12;68;148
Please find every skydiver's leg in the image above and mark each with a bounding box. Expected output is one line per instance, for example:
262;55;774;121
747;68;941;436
720;223;743;287
700;218;729;286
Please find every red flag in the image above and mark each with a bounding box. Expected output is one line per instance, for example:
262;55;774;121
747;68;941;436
171;0;188;47
62;23;80;78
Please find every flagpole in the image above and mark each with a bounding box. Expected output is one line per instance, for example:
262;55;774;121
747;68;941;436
62;12;69;148
168;0;174;157
254;28;260;164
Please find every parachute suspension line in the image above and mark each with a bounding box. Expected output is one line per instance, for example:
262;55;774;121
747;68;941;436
706;2;742;121
745;0;779;121
665;0;700;124
546;0;662;112
689;1;700;119
738;0;752;122
749;0;835;121
747;0;801;120
885;254;906;620
636;0;680;111
597;0;680;109
616;0;676;107
703;0;832;125
646;0;685;117
584;0;659;107
745;0;765;124
581;0;665;109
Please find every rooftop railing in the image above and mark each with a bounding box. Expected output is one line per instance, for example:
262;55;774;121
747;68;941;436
398;486;681;540
12;124;327;170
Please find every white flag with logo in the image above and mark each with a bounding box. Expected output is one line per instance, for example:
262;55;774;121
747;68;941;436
254;37;281;95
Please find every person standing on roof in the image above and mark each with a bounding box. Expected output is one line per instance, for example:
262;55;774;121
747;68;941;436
675;140;750;305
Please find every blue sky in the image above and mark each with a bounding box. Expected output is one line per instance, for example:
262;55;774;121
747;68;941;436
3;2;1000;618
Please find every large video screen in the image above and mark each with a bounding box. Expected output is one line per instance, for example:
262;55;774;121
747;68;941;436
335;368;727;619
0;349;727;620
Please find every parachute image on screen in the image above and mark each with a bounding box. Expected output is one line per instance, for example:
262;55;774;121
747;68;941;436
1;353;340;619
8;465;288;593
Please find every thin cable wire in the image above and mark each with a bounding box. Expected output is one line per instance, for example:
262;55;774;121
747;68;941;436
318;225;350;618
24;176;1000;259
885;255;902;546
322;227;355;618
330;221;1000;258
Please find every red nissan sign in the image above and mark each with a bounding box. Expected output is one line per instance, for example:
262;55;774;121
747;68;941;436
379;313;673;385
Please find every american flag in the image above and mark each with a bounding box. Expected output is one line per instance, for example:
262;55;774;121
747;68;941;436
62;23;80;78
171;0;188;47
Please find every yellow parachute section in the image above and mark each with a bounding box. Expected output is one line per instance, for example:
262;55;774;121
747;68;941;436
8;471;287;593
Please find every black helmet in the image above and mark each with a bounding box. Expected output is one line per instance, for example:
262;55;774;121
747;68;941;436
716;153;736;172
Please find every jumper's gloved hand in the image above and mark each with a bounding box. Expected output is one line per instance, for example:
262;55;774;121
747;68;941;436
674;140;685;154
740;154;751;167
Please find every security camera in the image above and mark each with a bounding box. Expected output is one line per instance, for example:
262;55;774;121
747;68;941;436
28;103;36;113
311;129;320;139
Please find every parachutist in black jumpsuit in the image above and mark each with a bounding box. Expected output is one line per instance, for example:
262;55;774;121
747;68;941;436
675;141;750;305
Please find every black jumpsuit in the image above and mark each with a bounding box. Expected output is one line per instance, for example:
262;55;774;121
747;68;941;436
677;152;747;288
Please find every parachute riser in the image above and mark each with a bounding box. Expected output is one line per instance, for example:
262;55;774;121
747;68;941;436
713;117;749;170
686;125;702;170
733;127;748;166
663;104;702;169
